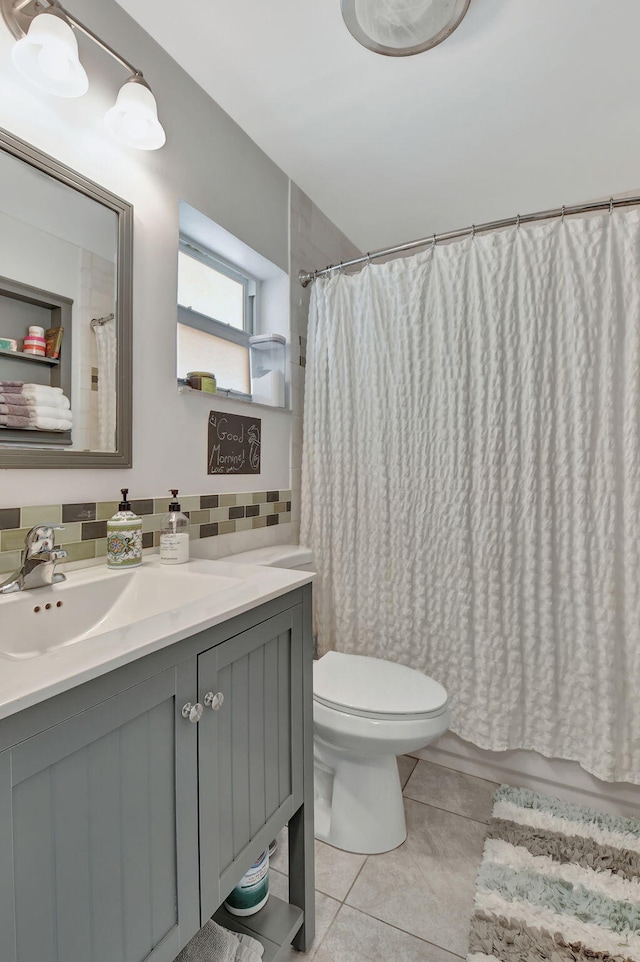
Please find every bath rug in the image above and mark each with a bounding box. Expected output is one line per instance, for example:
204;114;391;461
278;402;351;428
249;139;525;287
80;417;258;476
468;786;640;962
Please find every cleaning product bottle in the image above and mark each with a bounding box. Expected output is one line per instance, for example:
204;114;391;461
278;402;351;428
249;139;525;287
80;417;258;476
107;489;143;569
223;849;270;916
160;489;189;565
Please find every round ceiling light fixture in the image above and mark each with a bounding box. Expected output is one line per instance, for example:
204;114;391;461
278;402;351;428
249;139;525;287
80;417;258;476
341;0;471;57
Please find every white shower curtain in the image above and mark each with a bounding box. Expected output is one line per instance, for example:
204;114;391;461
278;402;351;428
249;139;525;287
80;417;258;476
301;210;640;785
91;316;117;451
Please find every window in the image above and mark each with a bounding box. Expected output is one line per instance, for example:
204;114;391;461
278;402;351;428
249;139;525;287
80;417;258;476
177;242;257;396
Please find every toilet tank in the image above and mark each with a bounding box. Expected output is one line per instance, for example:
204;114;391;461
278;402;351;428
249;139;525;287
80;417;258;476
228;544;315;571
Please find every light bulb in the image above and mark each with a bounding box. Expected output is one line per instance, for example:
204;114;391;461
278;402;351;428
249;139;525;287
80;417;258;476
38;42;72;83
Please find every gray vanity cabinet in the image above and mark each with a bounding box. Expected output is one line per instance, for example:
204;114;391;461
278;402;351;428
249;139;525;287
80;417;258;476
0;585;314;962
198;607;303;919
0;662;200;962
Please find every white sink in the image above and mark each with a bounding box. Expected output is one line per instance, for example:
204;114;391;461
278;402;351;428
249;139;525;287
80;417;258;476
0;562;243;660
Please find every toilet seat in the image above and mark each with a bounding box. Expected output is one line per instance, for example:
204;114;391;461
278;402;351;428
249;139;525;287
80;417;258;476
313;651;448;721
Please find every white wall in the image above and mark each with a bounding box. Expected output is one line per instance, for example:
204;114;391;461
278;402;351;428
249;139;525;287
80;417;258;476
0;0;292;505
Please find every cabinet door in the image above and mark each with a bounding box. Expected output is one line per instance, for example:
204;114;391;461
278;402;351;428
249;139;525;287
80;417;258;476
0;664;200;962
198;606;303;921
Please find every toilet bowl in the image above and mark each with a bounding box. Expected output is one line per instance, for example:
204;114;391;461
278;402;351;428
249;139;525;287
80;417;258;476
313;651;450;854
228;545;450;855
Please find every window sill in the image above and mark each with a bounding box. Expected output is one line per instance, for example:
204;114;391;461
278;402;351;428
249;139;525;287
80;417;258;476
177;380;290;413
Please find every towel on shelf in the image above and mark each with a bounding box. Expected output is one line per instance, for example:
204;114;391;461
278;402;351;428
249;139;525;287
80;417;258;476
174;920;264;962
0;393;27;406
0;413;30;428
30;416;72;432
22;388;70;410
0;384;23;394
0;380;22;388
0;404;31;417
26;405;73;422
22;383;63;396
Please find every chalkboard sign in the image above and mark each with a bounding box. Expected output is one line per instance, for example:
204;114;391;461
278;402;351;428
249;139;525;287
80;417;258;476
208;410;261;475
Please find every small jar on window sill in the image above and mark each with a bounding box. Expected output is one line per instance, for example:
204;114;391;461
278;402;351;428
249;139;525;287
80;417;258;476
186;371;216;394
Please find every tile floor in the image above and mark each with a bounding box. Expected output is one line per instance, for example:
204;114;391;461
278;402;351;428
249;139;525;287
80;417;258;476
270;758;498;961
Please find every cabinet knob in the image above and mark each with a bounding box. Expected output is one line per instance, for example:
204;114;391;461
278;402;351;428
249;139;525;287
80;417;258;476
204;691;225;711
181;702;204;723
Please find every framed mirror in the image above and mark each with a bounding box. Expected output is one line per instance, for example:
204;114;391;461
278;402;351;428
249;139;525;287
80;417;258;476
0;127;132;468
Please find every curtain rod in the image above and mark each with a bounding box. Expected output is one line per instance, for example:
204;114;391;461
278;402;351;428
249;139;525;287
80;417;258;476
298;194;640;288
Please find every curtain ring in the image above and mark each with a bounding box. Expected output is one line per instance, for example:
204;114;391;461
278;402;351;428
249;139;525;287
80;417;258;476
431;233;437;250
516;214;521;231
561;205;566;223
366;252;372;266
471;224;476;239
609;198;614;215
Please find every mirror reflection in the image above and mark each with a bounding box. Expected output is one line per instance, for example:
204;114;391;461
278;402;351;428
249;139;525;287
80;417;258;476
0;134;130;466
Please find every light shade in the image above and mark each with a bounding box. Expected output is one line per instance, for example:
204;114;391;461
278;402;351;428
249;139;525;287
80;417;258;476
104;77;166;151
341;0;470;56
11;12;89;97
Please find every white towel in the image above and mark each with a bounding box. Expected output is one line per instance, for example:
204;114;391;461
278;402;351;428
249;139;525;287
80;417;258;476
27;405;73;422
22;383;63;395
31;416;72;432
23;391;71;410
174;920;264;962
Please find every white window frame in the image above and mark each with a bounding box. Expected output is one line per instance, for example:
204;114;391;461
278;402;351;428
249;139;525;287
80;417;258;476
177;239;259;395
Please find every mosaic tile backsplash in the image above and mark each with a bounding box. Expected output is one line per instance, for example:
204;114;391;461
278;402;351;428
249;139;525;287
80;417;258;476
0;490;292;574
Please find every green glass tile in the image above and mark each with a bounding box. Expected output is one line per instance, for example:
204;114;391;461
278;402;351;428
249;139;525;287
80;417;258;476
154;498;171;514
210;507;229;522
1;527;29;552
280;490;292;502
64;541;96;563
252;516;267;529
280;512;292;524
219;494;237;507
0;550;20;574
142;515;163;533
57;523;83;545
180;496;201;512
94;538;108;557
188;525;200;540
96;501;119;521
21;504;62;527
235;492;255;506
218;520;236;535
252;492;267;504
235;518;253;532
260;502;273;515
275;502;287;513
189;510;209;525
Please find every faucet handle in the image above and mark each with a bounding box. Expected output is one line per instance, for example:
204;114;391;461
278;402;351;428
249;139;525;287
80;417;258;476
24;523;65;557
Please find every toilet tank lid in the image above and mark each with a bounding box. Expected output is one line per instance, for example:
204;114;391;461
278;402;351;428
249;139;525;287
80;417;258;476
228;544;314;568
313;651;448;717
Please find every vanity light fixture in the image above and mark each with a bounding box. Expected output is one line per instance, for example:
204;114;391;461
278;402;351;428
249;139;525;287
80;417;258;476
1;0;166;149
340;0;471;57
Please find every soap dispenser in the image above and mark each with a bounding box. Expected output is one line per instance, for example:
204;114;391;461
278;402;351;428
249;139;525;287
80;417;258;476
160;489;189;565
107;489;143;569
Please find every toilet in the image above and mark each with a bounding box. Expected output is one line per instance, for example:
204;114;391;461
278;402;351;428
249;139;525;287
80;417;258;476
229;544;451;855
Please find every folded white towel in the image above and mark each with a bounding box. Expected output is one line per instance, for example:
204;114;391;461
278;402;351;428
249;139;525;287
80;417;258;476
22;383;63;395
23;392;71;410
27;405;73;422
32;416;72;432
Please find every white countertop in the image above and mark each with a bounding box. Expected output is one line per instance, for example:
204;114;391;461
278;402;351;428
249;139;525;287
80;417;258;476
0;556;313;722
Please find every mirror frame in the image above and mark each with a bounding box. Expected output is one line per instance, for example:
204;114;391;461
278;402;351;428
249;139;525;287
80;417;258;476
0;127;133;468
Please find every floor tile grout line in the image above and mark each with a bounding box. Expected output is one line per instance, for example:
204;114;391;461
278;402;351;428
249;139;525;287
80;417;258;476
340;855;368;905
401;794;492;826
338;900;466;959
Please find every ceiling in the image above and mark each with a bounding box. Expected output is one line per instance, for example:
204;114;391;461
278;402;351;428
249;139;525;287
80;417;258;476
116;0;640;253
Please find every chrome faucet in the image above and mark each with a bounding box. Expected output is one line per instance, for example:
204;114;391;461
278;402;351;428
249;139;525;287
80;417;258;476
0;524;68;594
